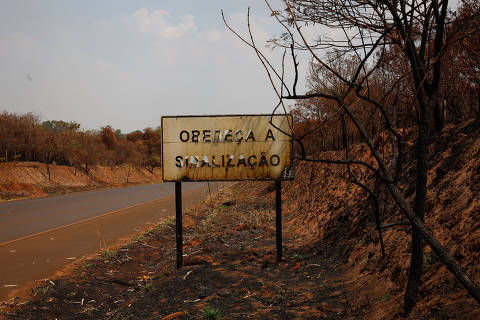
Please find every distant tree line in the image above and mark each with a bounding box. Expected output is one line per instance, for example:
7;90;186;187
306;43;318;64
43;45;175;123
0;111;162;174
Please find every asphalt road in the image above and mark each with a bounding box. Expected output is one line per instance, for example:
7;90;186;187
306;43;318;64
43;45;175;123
0;182;223;302
0;183;208;244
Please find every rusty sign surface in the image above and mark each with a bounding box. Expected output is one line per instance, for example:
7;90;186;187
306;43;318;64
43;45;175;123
161;115;294;181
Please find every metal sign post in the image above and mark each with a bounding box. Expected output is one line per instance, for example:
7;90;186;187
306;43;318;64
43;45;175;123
175;181;183;268
275;180;282;262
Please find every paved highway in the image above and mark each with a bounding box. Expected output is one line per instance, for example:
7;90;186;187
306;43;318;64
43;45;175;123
0;183;207;244
0;182;223;301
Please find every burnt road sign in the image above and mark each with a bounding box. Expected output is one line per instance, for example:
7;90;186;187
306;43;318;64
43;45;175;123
161;114;294;182
161;114;294;267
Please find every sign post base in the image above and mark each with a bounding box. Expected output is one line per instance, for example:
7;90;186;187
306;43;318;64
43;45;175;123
175;181;183;268
276;180;282;263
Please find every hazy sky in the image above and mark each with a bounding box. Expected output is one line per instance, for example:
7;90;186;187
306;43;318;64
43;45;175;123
0;0;298;132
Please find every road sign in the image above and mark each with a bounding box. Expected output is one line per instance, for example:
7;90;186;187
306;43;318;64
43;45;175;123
162;114;294;268
161;114;294;181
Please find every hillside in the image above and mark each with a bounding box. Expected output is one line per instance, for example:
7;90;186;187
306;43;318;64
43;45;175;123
283;118;480;318
0;162;162;201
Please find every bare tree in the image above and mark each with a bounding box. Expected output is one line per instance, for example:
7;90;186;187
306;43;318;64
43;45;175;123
224;0;480;314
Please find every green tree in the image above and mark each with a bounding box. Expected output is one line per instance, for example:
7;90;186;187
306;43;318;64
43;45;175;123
42;120;80;132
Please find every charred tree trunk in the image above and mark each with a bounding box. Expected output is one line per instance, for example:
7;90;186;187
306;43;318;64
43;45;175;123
387;183;480;306
404;121;428;314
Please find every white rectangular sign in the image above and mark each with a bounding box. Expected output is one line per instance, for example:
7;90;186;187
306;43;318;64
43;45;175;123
161;115;293;181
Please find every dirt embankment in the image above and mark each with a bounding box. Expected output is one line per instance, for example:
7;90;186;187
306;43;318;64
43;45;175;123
283;118;480;318
0;162;162;201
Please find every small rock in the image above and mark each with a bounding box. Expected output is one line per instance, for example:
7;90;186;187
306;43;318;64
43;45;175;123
222;200;235;206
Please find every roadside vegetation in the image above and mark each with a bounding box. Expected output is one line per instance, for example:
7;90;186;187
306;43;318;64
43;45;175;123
0;113;163;200
0;113;162;175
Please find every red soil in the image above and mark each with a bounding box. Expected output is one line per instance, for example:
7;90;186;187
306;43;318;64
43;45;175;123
0;162;161;200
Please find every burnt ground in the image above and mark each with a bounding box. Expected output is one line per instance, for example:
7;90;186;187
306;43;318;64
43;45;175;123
2;120;480;320
0;182;355;320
